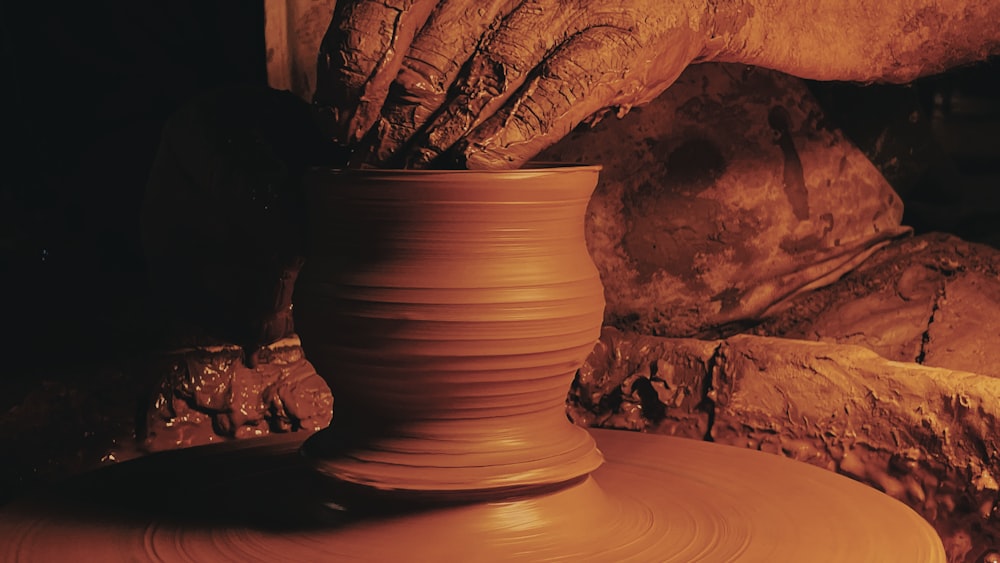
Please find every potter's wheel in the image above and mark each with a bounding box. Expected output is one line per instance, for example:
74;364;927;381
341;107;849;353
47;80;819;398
0;429;943;562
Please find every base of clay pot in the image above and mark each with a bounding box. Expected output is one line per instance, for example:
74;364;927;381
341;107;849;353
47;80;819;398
0;429;944;562
300;412;604;504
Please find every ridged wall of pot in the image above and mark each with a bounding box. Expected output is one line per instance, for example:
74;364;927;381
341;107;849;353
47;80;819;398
294;165;606;501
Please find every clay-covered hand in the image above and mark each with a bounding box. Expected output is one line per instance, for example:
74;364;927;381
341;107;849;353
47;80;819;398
314;0;712;169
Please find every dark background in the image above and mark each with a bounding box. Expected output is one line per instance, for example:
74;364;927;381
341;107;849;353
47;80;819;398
1;1;268;373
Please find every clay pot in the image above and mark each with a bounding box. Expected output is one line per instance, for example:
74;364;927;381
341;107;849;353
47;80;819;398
295;164;605;502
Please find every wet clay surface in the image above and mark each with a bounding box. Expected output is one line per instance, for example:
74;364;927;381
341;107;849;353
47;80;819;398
0;429;943;562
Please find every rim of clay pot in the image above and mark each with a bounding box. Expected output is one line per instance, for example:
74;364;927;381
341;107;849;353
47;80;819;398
307;162;602;176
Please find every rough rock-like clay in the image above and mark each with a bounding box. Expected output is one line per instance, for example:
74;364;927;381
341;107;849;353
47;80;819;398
571;327;1000;561
754;232;1000;377
144;336;332;451
570;328;716;437
538;63;910;338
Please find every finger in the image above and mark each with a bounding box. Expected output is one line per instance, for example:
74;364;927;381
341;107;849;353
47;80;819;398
313;0;439;146
364;0;521;166
400;1;585;168
453;24;700;169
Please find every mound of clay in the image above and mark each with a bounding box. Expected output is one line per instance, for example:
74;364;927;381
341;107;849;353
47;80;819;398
753;232;1000;378
539;63;909;338
144;336;332;451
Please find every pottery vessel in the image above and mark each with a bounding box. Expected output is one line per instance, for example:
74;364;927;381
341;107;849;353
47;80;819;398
295;165;605;501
